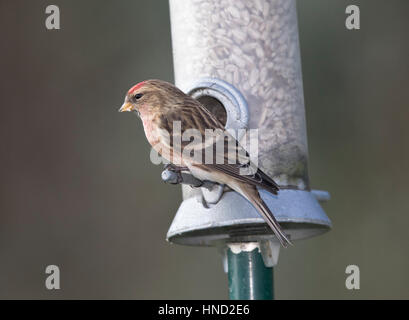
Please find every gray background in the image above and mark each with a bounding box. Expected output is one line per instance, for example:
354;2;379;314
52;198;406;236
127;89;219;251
0;0;408;299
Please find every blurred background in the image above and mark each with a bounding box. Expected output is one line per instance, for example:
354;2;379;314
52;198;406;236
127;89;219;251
0;0;408;299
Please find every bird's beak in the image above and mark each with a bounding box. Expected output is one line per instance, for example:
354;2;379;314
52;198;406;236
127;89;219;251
118;102;133;112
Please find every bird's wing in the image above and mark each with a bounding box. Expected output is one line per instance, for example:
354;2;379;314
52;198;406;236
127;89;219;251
197;103;280;194
202;164;279;195
156;97;223;150
157;100;280;194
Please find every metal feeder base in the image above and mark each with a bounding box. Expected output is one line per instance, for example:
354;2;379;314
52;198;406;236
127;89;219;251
167;189;331;246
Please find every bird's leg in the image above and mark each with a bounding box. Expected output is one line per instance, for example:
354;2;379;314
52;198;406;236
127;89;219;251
162;164;189;184
164;163;188;173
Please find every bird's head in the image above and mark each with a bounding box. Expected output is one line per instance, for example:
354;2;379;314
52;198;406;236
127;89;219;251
119;79;186;117
119;81;148;116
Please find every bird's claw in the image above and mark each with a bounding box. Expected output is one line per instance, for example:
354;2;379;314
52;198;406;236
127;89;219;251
161;167;215;189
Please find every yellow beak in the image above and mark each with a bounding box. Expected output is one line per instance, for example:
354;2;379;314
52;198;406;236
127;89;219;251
118;102;133;112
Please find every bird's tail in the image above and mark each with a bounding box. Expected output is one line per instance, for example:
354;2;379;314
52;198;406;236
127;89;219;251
238;186;292;247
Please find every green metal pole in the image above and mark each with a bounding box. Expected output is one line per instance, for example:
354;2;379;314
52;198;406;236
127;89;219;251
227;246;274;300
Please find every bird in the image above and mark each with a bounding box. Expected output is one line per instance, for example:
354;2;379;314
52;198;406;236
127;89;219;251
119;79;292;247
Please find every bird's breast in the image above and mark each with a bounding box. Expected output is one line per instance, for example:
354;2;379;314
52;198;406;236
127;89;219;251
142;117;159;146
141;115;185;166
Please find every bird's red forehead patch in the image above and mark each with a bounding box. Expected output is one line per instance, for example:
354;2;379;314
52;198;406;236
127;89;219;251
128;81;146;94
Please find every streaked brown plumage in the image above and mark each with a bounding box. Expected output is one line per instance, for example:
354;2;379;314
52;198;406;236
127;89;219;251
119;79;291;247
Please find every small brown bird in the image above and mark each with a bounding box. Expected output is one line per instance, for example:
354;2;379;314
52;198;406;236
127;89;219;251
119;79;291;247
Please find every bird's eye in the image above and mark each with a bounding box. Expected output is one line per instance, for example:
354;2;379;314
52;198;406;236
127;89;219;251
134;93;143;100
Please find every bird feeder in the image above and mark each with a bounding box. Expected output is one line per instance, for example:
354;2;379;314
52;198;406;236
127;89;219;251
165;0;331;299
